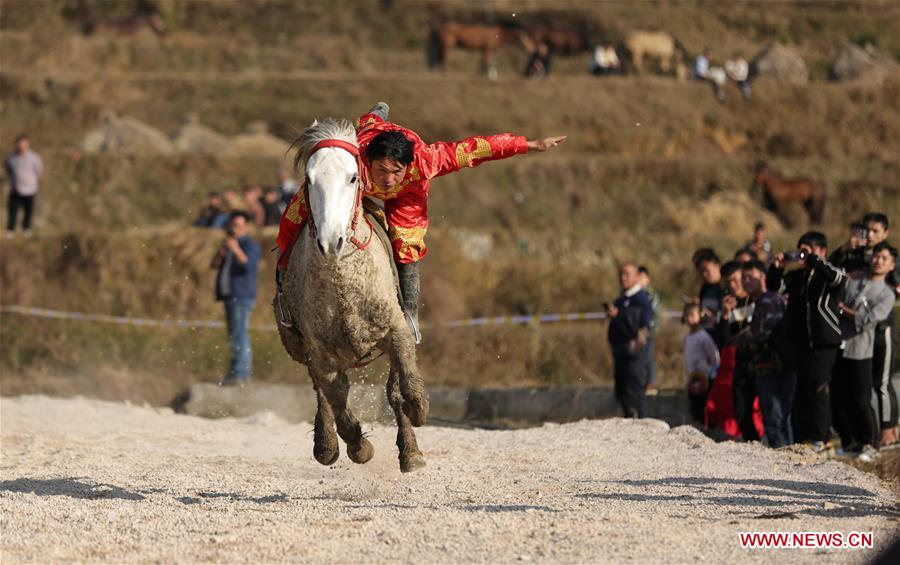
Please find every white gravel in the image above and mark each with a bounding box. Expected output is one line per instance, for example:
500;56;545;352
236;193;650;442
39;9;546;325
1;395;898;563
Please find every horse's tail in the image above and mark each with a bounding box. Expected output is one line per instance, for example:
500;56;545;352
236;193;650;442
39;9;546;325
426;25;444;70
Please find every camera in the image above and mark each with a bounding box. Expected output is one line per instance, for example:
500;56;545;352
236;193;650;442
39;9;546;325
783;249;807;262
225;225;235;237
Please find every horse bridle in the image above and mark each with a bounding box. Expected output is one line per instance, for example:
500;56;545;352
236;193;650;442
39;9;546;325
302;139;373;252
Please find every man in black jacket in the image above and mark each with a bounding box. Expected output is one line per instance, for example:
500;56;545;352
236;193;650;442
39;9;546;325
768;231;847;449
606;262;653;418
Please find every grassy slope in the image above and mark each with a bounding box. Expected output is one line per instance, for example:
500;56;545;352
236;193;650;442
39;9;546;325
1;0;898;402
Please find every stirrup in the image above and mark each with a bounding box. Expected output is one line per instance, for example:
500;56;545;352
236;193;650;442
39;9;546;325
275;290;294;328
404;312;421;345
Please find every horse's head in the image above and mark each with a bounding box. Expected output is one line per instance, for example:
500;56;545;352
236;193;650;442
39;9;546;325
292;119;361;258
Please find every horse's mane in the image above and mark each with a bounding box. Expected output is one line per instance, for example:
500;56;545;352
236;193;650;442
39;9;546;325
290;118;357;172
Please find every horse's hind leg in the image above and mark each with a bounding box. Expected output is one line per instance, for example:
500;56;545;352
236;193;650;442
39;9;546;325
311;378;339;466
386;332;429;427
387;366;426;472
320;370;374;464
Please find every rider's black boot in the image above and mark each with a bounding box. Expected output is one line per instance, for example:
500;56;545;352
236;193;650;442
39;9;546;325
367;101;390;121
397;261;421;344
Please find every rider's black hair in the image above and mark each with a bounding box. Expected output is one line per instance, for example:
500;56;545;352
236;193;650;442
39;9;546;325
365;131;415;166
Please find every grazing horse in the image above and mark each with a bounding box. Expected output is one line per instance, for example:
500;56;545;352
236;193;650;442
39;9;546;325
523;25;590;56
621;30;688;79
754;162;827;225
275;118;429;473
427;21;529;78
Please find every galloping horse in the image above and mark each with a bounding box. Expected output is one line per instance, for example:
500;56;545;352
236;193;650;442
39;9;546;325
754;162;827;225
427;21;529;78
275;119;429;473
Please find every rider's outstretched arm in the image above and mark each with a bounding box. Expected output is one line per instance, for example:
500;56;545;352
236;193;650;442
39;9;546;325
418;134;566;180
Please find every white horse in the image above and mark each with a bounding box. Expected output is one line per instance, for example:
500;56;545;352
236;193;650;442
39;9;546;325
275;118;429;473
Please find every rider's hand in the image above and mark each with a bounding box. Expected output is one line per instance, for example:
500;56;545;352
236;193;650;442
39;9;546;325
526;136;567;152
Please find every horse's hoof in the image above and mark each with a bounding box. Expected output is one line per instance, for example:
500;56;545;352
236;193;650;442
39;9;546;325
400;452;426;473
314;444;340;466
347;438;374;464
403;400;429;427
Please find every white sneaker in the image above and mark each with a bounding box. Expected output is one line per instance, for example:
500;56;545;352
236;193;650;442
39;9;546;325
857;445;879;463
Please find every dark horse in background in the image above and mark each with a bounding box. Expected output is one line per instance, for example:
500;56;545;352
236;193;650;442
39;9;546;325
522;25;591;56
427;21;529;79
754;162;827;225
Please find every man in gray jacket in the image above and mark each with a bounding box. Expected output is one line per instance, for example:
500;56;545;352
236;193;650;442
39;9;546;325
832;242;897;461
5;133;43;236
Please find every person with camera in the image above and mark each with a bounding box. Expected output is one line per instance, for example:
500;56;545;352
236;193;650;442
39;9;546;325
767;231;847;451
739;261;794;448
211;211;261;386
831;242;897;461
605;262;653;419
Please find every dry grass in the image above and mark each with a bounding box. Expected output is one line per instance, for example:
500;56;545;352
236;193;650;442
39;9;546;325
0;1;898;402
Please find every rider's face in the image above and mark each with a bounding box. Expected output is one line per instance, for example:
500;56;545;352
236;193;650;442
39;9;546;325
369;158;408;189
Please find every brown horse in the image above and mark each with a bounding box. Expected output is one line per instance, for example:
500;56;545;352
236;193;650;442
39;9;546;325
427;21;529;78
754;162;826;225
523;25;590;56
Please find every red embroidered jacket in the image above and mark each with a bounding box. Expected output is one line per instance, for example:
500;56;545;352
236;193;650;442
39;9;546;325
277;111;529;264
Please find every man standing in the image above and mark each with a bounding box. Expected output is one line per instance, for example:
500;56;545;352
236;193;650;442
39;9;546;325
276;102;565;343
211;211;261;385
768;232;847;450
692;248;723;333
5;133;43;236
740;261;794;448
606;262;653;418
833;242;897;460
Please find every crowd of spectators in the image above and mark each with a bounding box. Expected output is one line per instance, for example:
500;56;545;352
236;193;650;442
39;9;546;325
607;214;898;463
195;169;298;384
693;49;751;101
193;170;299;230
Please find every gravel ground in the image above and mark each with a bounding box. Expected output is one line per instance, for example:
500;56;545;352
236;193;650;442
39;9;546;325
1;395;898;563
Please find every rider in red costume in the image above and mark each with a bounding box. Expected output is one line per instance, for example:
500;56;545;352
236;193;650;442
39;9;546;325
276;102;565;342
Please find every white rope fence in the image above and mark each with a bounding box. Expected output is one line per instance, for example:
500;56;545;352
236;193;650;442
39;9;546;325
0;304;686;331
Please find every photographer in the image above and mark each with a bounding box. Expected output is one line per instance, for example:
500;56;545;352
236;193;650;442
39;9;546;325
832;242;897;461
605;262;652;419
768;232;847;450
828;221;869;273
211;211;261;385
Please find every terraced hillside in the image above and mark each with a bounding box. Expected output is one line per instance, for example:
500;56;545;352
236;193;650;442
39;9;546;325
1;0;898;403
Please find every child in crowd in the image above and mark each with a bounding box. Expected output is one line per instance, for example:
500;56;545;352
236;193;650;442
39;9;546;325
683;303;721;424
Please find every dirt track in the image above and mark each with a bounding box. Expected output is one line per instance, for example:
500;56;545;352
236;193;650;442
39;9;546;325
1;395;898;563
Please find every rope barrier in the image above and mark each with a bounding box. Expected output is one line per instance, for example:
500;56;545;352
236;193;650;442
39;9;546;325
0;304;688;331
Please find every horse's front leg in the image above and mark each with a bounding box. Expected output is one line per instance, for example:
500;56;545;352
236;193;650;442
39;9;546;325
319;370;374;464
310;375;339;466
386;365;426;473
385;330;429;427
